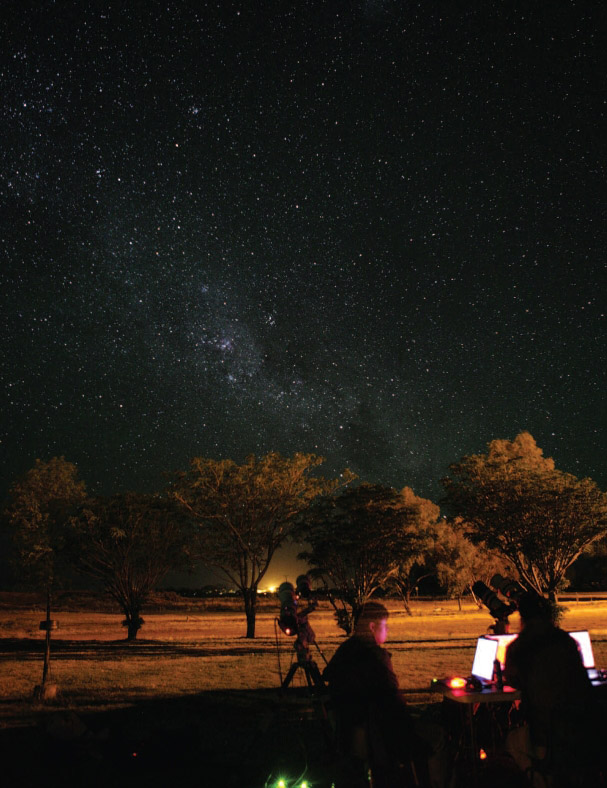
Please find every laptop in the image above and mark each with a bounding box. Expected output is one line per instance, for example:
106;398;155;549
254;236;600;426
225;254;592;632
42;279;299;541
470;636;499;685
568;630;594;668
486;630;599;681
568;630;600;680
486;633;518;672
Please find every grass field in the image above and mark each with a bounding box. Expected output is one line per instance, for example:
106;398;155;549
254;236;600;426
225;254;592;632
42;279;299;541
3;597;607;714
2;595;607;786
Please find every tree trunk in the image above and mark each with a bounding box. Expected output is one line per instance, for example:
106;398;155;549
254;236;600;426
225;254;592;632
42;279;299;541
470;586;483;610
548;588;557;603
402;589;413;617
243;589;257;638
124;608;142;641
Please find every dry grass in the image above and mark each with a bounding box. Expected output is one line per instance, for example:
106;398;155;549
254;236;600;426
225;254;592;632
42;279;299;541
2;597;607;726
3;597;607;787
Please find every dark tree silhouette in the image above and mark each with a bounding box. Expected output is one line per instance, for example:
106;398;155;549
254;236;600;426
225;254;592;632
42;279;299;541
429;517;509;609
296;483;432;633
170;452;353;638
68;492;193;640
442;432;607;601
3;457;86;695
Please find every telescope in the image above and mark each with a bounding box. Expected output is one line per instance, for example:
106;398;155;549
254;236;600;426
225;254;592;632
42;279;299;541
277;582;299;636
275;575;325;693
295;573;313;599
472;581;516;634
473;574;545;633
490;574;527;605
277;576;318;637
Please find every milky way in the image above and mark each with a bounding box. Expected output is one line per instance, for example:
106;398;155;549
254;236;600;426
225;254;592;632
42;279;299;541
2;1;605;515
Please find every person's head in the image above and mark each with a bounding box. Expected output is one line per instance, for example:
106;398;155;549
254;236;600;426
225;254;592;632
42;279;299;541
354;601;389;645
517;592;553;627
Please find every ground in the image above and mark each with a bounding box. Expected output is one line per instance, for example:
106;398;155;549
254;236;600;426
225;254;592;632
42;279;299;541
2;593;607;786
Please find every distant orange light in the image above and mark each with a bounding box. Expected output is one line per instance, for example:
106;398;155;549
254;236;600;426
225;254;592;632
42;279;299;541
479;749;487;760
448;677;467;689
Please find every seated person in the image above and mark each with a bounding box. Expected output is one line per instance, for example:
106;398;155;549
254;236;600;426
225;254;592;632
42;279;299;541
504;593;599;784
324;601;446;788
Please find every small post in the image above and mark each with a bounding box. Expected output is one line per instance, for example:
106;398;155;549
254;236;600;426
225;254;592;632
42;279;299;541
34;587;58;701
42;586;51;686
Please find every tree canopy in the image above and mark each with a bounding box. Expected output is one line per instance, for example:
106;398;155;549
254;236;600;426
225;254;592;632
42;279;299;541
430;517;508;605
296;483;433;632
442;432;607;599
4;457;86;589
169;452;353;637
3;456;86;691
67;492;193;640
385;486;439;614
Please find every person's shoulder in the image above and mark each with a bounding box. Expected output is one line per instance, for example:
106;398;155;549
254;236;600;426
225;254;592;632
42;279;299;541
506;631;525;656
345;634;376;650
547;626;579;650
329;634;367;661
556;628;590;659
339;634;364;650
324;637;356;681
532;625;587;666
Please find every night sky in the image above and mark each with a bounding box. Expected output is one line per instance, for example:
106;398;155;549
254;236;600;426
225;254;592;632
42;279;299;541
2;1;606;554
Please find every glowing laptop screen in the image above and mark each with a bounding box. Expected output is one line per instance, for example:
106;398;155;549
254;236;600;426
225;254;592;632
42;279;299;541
486;633;518;671
471;636;499;682
569;630;595;669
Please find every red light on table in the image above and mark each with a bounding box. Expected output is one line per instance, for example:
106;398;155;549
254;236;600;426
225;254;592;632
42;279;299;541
448;677;467;689
479;748;487;760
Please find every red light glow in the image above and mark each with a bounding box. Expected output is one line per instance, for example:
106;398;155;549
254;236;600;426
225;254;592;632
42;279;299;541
448;677;467;689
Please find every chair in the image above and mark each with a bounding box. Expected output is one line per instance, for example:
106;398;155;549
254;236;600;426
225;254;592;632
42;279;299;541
330;701;424;787
525;703;606;788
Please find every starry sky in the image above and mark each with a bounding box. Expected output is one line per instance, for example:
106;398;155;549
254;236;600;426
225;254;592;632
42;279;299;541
2;0;606;544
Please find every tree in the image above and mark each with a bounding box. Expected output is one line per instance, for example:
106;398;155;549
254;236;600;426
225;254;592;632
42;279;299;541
442;432;607;601
169;452;353;638
387;487;439;615
567;538;607;591
430;518;509;609
3;457;86;694
296;483;432;633
67;492;193;640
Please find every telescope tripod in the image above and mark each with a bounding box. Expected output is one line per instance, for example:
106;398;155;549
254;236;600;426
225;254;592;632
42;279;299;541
281;637;326;694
